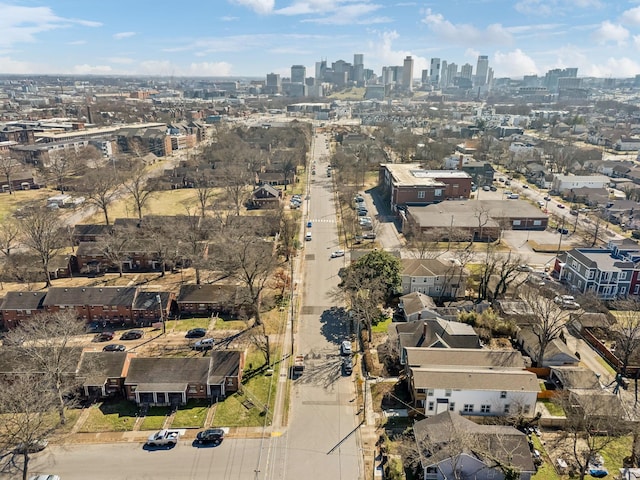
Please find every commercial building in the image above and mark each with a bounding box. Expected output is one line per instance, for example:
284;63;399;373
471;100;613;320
551;174;611;193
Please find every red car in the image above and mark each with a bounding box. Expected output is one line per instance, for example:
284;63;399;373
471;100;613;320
93;331;115;342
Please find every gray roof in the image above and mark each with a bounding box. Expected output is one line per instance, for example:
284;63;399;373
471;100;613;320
72;224;113;237
551;366;601;389
404;347;525;369
78;351;129;386
125;357;210;386
209;350;242;384
399;292;436;317
401;258;456;277
568;248;633;272
411;367;539;392
413;411;536;473
132;291;171;311
43;287;137;307
518;328;579;364
396;318;480;350
177;284;245;305
1;291;47;311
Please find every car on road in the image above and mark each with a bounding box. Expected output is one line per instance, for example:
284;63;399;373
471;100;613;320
537;200;545;207
357;209;368;216
522;184;529;189
557;227;569;235
517;264;533;272
342;357;353;375
330;250;345;258
120;329;144;340
482;185;490;191
195;428;227;445
307;221;312;228
103;344;126;352
557;203;565;209
93;331;115;342
305;231;312;241
506;193;519;199
186;328;207;338
15;439;48;454
193;338;214;351
544;195;552;201
363;232;376;239
340;340;352;356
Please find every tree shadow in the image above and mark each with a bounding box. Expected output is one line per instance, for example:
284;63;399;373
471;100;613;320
294;352;343;388
318;306;351;347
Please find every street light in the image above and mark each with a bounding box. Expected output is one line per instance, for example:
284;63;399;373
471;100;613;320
156;294;165;335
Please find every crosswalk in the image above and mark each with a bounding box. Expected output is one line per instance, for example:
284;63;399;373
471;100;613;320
308;218;336;223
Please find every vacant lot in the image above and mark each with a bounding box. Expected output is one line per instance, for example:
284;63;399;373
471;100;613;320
0;188;55;221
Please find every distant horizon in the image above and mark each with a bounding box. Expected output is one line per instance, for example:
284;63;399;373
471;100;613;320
1;1;639;79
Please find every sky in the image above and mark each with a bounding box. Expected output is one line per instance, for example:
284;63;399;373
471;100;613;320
1;0;640;80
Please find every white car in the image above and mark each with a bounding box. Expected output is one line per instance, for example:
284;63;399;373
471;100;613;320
537;200;545;207
331;250;345;258
340;340;352;356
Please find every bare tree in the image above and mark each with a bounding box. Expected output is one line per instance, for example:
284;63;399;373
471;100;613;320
405;223;443;259
520;287;570;367
122;166;154;220
610;300;640;376
0;218;21;258
0;153;18;194
95;226;129;277
4;310;87;425
81;167;121;225
222;162;251;216
44;152;80;192
18;208;65;287
490;250;524;300
248;324;271;366
276;207;300;262
0;373;59;480
177;209;211;285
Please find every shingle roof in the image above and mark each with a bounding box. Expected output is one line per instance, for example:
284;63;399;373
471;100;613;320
404;347;525;369
72;224;113;237
78;351;129;387
124;357;210;386
401;259;452;277
177;284;245;305
208;350;242;384
399;292;436;317
1;291;47;310
43;287;137;307
411;367;539;392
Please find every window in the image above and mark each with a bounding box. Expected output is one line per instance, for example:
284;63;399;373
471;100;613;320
449;402;455;411
226;378;234;386
427;389;434;396
445;389;452;397
588;270;595;279
435;189;443;196
513;220;521;226
504;404;510;414
463;404;474;413
188;385;197;394
578;280;583;288
481;404;491;413
533;220;542;226
453;184;459;189
428;402;434;411
500;391;507;398
417;191;425;199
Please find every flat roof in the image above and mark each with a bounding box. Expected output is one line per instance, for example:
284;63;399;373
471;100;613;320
382;163;469;186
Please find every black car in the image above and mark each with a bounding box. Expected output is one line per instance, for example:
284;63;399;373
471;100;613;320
186;328;207;338
103;344;126;352
195;428;225;445
120;329;144;340
93;331;115;342
342;357;353;376
557;227;569;235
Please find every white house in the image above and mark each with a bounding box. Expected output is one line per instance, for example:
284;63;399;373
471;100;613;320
551;174;611;193
401;258;467;298
409;367;539;418
615;137;640;152
414;411;536;480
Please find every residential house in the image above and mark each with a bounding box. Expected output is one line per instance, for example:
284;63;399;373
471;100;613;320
77;351;134;399
401;258;468;298
0;291;47;329
516;328;579;367
131;291;173;325
413;411;536;480
394;318;481;365
555;247;640;298
563;187;609;206
615;137;640;152
249;184;281;209
71;224;113;244
549;366;601;390
551;174;611;194
177;284;249;318
405;347;535;417
398;292;438;322
379;163;472;209
255;170;296;187
124;350;243;405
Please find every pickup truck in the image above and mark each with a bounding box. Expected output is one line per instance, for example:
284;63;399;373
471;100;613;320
146;429;184;447
292;354;305;378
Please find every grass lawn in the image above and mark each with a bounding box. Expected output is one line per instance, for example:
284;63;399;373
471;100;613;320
372;317;392;334
539;399;565;417
213;319;248;331
171;400;209;428
79;401;138;433
212;348;279;428
167;318;211;332
140;406;169;431
531;435;561;480
0;188;55;222
600;435;632;473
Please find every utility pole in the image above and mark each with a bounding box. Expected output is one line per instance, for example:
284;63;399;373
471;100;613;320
557;216;566;253
156;294;165;335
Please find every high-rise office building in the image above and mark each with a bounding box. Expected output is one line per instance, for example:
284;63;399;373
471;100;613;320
461;63;473;80
475;55;489;86
265;73;281;95
440;60;448;88
402;56;414;91
353;54;364;84
447;63;458;86
486;67;494;88
315;60;327;82
291;65;306;84
421;69;429;85
354;54;363;67
544;67;578;92
429;58;441;86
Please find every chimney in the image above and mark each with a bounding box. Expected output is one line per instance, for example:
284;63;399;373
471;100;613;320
458;155;464;170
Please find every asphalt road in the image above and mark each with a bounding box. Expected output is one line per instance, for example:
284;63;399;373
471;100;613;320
26;439;263;480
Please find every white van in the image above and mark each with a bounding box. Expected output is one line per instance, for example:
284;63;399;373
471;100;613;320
305;231;312;241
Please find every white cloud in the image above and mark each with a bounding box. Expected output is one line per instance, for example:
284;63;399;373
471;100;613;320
421;9;512;45
186;61;233;76
0;3;101;47
274;1;390;25
582;57;640;78
366;30;428;75
220;16;239;21
514;0;553;16
634;35;640;50
592;21;629;46
0;56;48;74
113;31;136;40
492;49;539;77
514;0;602;16
72;64;113;74
620;6;640;26
67;40;87;45
107;57;135;64
229;0;275;14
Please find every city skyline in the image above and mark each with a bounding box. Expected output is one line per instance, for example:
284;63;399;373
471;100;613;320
1;0;639;79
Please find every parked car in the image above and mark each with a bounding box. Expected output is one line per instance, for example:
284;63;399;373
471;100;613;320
193;338;214;351
537;200;545;207
29;476;60;480
357;209;368;216
93;331;115;342
523;184;529;189
557;227;569;235
195;428;228;445
305;231;312;241
490;185;497;191
482;185;490;191
557;203;565;209
363;232;376;239
103;344;126;352
120;329;143;340
340;340;352;356
186;328;207;338
330;250;345;258
342;357;353;376
507;193;519;199
544;195;552;201
15;439;48;454
307;221;312;228
517;264;533;272
146;429;181;447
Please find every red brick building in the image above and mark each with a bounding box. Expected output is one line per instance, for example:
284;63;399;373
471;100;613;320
0;291;47;329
